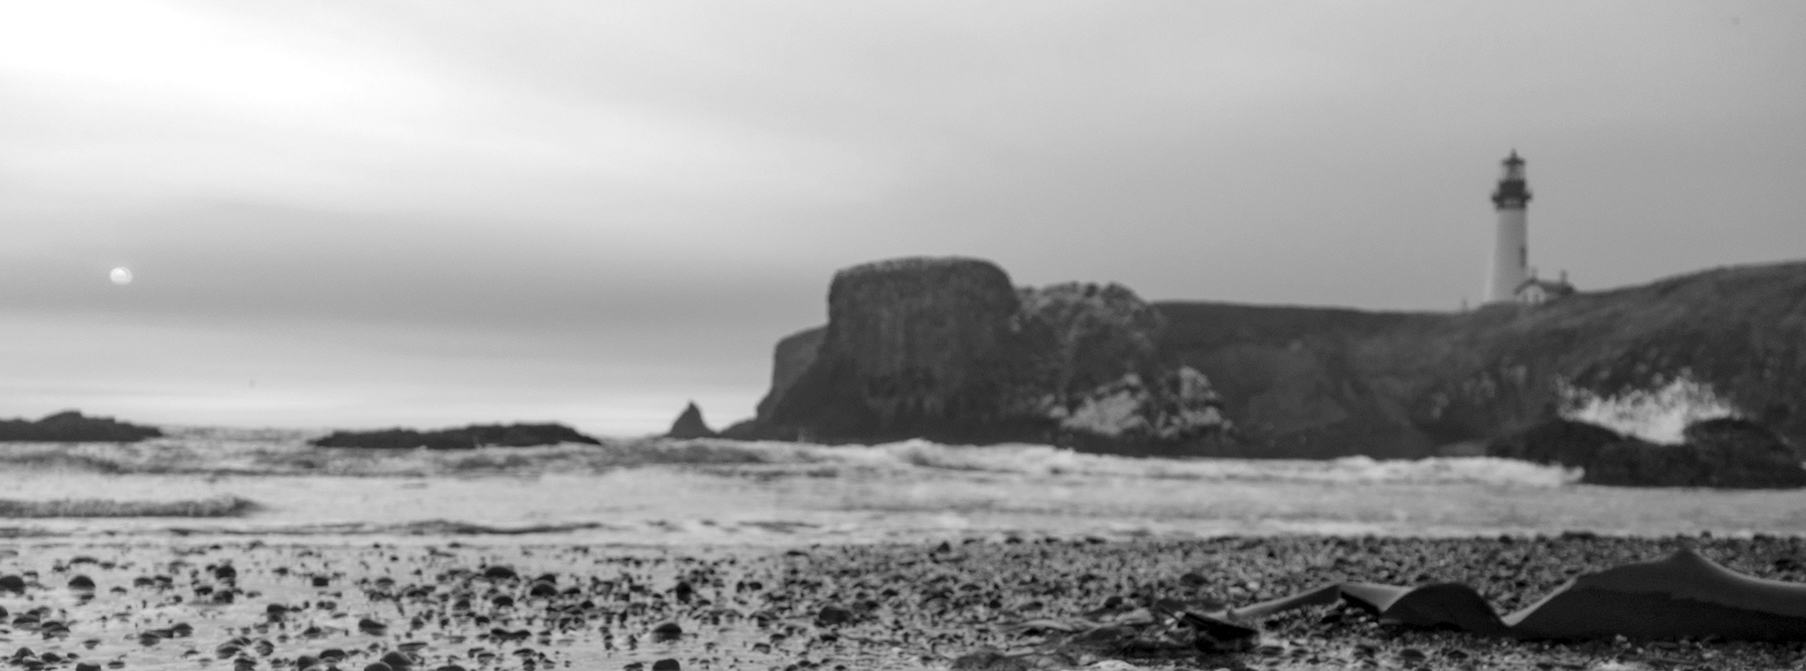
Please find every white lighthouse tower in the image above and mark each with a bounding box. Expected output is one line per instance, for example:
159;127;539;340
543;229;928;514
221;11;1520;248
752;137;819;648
1485;150;1532;302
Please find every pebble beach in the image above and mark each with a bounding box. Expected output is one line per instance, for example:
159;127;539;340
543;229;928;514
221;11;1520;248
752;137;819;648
7;534;1806;671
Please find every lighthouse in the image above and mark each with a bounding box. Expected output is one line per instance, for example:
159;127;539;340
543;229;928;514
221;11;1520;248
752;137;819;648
1485;150;1532;302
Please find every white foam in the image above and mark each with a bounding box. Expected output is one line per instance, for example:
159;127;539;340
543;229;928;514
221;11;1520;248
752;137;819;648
722;438;1581;487
1561;376;1740;444
2;426;1578;488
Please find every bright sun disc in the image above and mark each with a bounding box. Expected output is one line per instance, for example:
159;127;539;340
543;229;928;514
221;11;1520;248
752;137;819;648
109;267;133;285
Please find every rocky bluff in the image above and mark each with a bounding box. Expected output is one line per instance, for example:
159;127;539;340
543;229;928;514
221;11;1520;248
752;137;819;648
727;257;1232;452
722;256;1806;461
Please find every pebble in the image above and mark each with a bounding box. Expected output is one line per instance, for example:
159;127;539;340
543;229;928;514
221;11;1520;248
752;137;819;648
815;604;855;626
651;621;683;641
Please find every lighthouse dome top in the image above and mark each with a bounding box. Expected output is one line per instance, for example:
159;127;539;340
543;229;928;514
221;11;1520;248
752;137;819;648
1499;150;1526;180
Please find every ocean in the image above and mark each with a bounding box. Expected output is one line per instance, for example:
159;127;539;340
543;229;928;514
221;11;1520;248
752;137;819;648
5;426;1805;545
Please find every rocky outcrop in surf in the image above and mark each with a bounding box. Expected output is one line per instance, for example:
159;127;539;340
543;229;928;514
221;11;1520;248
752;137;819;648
1485;418;1622;468
663;402;717;439
1589;418;1805;488
0;410;162;442
1489;416;1806;488
311;423;601;449
727;256;1806;463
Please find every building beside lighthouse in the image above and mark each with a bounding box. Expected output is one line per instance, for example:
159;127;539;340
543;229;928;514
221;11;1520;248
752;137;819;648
1485;150;1574;305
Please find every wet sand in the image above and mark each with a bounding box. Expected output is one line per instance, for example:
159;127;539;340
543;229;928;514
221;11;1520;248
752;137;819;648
4;535;1805;671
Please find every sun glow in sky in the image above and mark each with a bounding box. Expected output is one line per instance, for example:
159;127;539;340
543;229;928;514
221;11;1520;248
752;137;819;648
2;1;1803;434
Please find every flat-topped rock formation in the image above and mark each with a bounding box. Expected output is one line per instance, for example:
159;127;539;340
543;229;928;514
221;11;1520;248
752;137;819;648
0;410;163;442
311;423;601;449
726;256;1231;451
725;256;1806;465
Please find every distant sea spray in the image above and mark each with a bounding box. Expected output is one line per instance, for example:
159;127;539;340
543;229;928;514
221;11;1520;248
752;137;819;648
1560;376;1741;445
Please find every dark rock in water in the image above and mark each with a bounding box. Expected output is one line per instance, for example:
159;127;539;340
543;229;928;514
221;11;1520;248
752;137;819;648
1584;418;1806;488
0;410;162;443
1487;419;1626;468
651;660;680;671
1490;417;1806;488
310;423;601;449
663;402;716;439
0;575;24;593
1686;416;1803;460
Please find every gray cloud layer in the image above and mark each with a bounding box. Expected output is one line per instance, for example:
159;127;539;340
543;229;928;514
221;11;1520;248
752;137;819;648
2;1;1803;431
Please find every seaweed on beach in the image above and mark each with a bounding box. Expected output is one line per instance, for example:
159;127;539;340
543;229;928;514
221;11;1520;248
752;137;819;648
1225;547;1806;640
0;495;260;518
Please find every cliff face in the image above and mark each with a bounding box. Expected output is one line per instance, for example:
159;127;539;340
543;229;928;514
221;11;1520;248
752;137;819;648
1153;302;1450;457
752;326;825;420
1016;282;1167;398
757;257;1036;442
736;257;1229;450
736;257;1806;457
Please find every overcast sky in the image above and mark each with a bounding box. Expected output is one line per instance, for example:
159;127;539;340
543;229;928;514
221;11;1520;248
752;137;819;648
2;1;1803;435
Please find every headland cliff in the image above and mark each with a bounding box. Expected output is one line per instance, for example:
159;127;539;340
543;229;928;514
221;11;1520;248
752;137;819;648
721;256;1806;462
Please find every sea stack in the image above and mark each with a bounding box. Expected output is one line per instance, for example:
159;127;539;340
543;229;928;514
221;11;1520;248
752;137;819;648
664;402;717;439
761;256;1029;443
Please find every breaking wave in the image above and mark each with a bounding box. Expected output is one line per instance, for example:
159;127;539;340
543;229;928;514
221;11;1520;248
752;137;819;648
1562;376;1741;444
0;426;1578;487
693;439;1580;487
